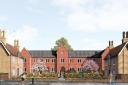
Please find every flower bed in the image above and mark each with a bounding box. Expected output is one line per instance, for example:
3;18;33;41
26;72;58;80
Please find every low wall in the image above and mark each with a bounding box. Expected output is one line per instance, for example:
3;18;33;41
0;73;8;80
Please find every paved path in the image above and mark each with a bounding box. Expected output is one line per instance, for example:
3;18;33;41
0;80;128;85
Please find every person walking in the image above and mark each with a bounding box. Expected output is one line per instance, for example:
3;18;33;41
109;72;112;85
109;72;116;85
21;73;26;85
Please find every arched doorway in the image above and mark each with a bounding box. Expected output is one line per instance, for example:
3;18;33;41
60;66;65;77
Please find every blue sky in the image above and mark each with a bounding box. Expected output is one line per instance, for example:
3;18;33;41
0;0;128;50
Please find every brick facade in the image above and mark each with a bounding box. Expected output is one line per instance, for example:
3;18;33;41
21;48;32;73
21;45;100;74
57;45;69;73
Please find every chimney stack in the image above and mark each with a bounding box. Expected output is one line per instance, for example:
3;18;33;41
122;31;128;43
123;31;126;38
109;41;113;49
2;30;5;38
0;29;6;44
14;39;19;51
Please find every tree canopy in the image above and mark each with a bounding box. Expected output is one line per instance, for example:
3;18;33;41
52;37;73;51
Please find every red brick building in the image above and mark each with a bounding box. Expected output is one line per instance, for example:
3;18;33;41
20;31;128;80
21;48;32;73
21;45;101;74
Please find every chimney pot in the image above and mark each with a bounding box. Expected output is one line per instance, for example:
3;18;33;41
2;30;5;37
109;41;110;46
126;31;128;38
0;29;6;44
109;41;113;49
112;41;113;46
14;39;19;51
14;40;19;46
123;31;125;38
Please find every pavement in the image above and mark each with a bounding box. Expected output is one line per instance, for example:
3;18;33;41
0;80;128;85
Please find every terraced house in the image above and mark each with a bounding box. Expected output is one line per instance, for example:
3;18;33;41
0;30;24;79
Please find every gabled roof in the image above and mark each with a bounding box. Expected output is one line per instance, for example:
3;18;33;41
29;50;56;58
101;47;110;60
68;50;100;58
5;43;19;56
20;48;32;58
109;42;126;57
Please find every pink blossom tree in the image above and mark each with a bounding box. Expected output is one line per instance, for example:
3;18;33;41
32;59;48;74
82;59;99;73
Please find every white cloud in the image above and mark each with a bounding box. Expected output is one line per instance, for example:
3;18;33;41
71;38;107;50
51;0;128;32
7;25;38;50
0;15;8;21
81;38;107;50
28;0;39;5
67;12;98;32
26;0;44;14
52;0;83;12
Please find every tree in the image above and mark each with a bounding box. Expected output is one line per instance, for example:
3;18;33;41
82;59;99;73
52;37;73;51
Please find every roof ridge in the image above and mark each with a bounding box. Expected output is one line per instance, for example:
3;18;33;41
0;41;10;55
5;43;19;56
118;42;128;55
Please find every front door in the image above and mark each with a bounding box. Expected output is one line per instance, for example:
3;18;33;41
60;66;65;77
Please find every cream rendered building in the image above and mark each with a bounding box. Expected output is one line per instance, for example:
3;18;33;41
0;30;24;79
118;42;128;74
104;31;128;78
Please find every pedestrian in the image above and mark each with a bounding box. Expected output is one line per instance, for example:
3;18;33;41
32;76;34;84
109;72;116;85
21;74;26;85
